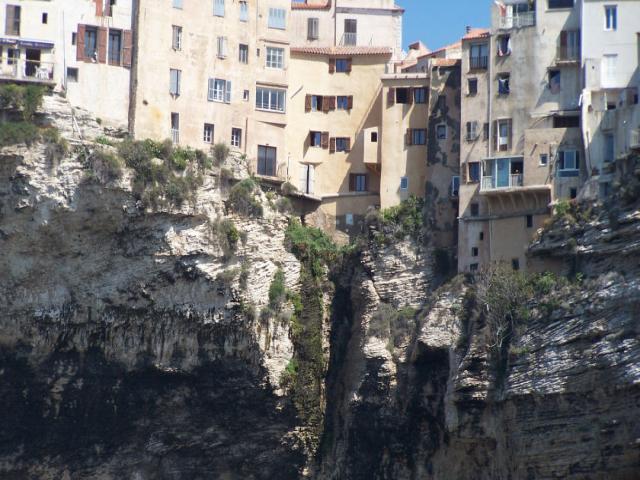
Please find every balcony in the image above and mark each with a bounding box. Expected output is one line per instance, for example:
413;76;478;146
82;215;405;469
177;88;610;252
469;55;488;70
556;46;580;64
631;129;640;151
499;11;535;29
482;174;523;191
480;157;524;191
341;32;357;46
0;59;55;85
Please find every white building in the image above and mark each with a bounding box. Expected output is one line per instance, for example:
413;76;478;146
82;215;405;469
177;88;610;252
580;0;640;197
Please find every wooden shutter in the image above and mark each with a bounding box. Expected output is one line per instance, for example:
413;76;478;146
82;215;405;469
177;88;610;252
408;88;414;105
387;88;396;106
322;96;330;113
76;25;86;61
559;31;567;58
329;137;336;153
328;58;335;74
405;129;413;146
347;96;353;110
329;96;336;110
95;0;103;16
345;137;351;152
104;0;112;17
349;174;356;192
507;118;512;151
305;94;312;112
345;58;352;73
123;30;133;67
97;27;107;63
321;132;329;149
5;6;12;35
363;174;368;191
492;120;497;152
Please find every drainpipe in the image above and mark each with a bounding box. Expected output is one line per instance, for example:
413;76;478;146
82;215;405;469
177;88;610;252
62;10;67;91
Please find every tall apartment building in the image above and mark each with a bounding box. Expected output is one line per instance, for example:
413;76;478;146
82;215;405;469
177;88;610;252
130;0;290;173
580;0;640;198
0;0;133;124
458;0;586;273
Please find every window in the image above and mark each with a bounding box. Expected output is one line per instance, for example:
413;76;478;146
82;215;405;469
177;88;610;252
5;5;21;36
496;119;511;151
451;176;460;197
604;134;615;163
170;69;181;96
471;247;479;257
208;78;231;103
570;188;577;199
66;67;79;82
468;162;480;182
7;48;18;65
396;88;410;104
549;70;561;93
553;115;580;128
203;123;214;143
335;137;350;152
310;95;323;112
527;215;534;228
497;73;510;95
239;1;248;21
559;30;580;60
558;150;580;174
171;112;180;144
604;5;617;31
466;121;478;141
172;25;182;50
412;129;427;145
479;232;484;241
349;174;367;192
345;213;354;226
548;0;574;8
266;47;284;69
309;131;322;147
540;154;548;166
257;145;277;176
256;87;286;112
172;0;183;8
239;43;248;63
214;0;225;17
400;177;409;191
602;54;617;85
344;19;357;45
268;8;286;29
469;43;488;70
468;78;478;95
217;36;228;58
243;89;249;101
414;87;427;104
72;32;77;45
308;17;319;40
436;124;447;140
512;259;520;271
497;35;511;56
370;132;378;142
85;27;98;59
337;96;350;110
108;29;122;65
470;263;479;272
335;58;350;73
470;203;479;217
42;12;48;24
231;128;242;148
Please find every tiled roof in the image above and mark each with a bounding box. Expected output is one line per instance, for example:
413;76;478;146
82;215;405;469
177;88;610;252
418;41;461;59
291;1;331;10
463;28;490;40
290;46;392;56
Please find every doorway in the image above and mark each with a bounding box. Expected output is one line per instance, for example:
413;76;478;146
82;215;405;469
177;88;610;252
25;49;41;78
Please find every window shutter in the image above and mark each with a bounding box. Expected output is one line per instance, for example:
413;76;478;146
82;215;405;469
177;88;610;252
575;151;580;169
329;96;336;110
207;78;214;100
345;137;351;152
77;25;86;61
408;88;414;105
321;131;329;149
97;27;107;63
560;31;567;50
349;174;356;192
305;94;311;112
363;174;368;191
347;95;353;110
492;120;497;151
104;0;112;16
95;0;103;16
346;58;352;73
328;58;335;74
123;30;133;67
387;88;396;106
330;137;336;153
406;129;413;146
225;80;232;103
5;6;13;35
507;118;512;150
322;96;330;113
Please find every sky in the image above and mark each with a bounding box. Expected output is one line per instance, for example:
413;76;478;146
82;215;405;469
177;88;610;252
399;0;491;51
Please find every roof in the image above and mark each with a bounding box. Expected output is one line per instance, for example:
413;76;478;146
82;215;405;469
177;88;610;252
431;58;461;68
291;1;331;10
462;28;490;41
418;41;461;60
290;46;392;56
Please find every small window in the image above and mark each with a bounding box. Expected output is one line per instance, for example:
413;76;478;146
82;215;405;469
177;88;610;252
203;123;214;144
604;5;617;31
414;87;427;104
540;154;548;166
171;112;180;144
266;46;284;69
345;213;354;226
239;43;249;64
553;115;580;128
337;96;350;110
468;162;480;182
172;25;182;50
108;29;122;65
512;258;520;271
471;247;479;257
400;177;409;191
243;89;249;101
335;59;349;72
231;127;242;148
268;8;286;29
311;95;323;112
549;0;574;8
239;1;248;22
412;129;427;145
170;69;181;96
470;203;479;217
66;67;79;82
217;36;228;58
479;232;484;241
558;150;580;171
350;174;367;192
71;32;77;46
570;188;577;199
214;0;225;17
526;215;533;228
396;88;410;104
208;78;231;103
497;73;510;95
466;121;478;141
42;12;48;24
308;17;319;40
173;0;183;8
497;34;511;56
468;78;478;95
370;132;378;142
451;176;460;197
335;137;350;152
257;145;277;175
256;86;286;112
309;131;322;147
436;124;447;140
549;70;561;93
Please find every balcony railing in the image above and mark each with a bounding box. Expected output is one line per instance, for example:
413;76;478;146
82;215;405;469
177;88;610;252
171;128;180;145
499;11;535;29
631;129;640;150
0;59;54;83
481;174;523;191
341;32;357;46
469;55;488;70
557;47;580;63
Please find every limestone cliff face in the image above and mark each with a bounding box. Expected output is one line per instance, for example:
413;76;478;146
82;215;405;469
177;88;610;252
0;96;306;478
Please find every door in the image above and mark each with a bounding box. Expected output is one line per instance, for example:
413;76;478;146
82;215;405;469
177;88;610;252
25;48;40;78
497;158;510;188
258;146;276;176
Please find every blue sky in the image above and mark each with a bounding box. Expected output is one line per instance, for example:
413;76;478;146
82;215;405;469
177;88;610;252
399;0;490;51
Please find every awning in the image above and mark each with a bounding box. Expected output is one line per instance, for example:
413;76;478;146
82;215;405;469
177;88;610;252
0;37;54;49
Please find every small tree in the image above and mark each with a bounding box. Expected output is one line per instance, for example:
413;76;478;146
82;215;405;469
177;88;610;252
212;142;230;166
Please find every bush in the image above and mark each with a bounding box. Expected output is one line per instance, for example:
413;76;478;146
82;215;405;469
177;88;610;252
227;178;263;217
209;218;241;259
0;84;44;121
285;219;338;278
95;135;115;147
269;268;287;310
0;121;39;146
281;181;298;195
276;197;293;214
87;149;124;184
213;143;230;166
42;127;68;163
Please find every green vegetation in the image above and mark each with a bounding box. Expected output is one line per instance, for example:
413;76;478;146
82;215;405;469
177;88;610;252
268;268;287;310
366;195;424;245
0;84;45;121
0;121;39;147
86;149;124;184
276;197;293;214
285;219;338;278
227;177;263;217
368;303;418;352
95;135;116;147
281;181;298;196
208;218;241;260
212;142;230;166
42;127;69;164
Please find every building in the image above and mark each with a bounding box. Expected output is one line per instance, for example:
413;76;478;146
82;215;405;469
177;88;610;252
0;0;133;125
458;0;585;273
130;0;290;176
580;0;640;198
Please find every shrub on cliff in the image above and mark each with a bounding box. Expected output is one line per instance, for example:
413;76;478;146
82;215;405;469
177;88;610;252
86;149;124;184
227;178;263;217
0;84;44;121
285;219;337;278
0;121;39;146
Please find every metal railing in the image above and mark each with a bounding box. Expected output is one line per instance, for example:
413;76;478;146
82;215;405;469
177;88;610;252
0;59;54;82
171;128;180;145
341;32;357;46
631;129;640;150
481;174;523;191
499;11;535;29
469;55;488;70
557;46;580;62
